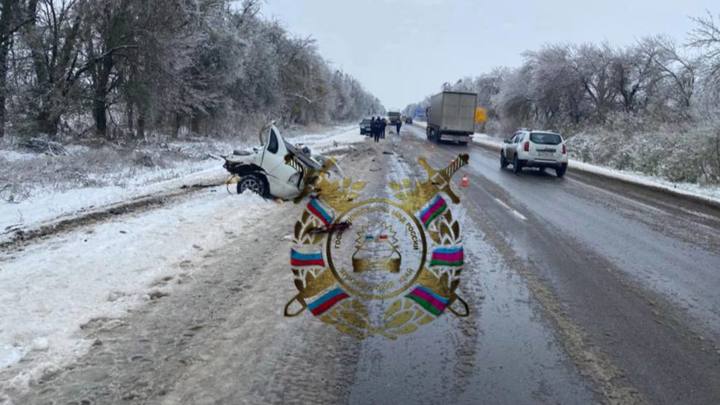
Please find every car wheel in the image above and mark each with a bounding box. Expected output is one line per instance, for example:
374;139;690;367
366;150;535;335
556;165;567;178
512;155;522;174
237;174;268;196
500;152;508;168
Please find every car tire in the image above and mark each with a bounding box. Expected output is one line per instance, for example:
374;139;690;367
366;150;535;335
237;174;268;197
556;165;567;178
500;152;508;168
512;155;522;174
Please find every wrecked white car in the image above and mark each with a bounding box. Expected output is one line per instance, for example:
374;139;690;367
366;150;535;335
223;124;323;199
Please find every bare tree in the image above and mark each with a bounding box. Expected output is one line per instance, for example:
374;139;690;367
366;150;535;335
570;44;618;122
18;0;85;136
690;11;720;96
645;36;697;114
613;39;661;113
0;0;17;137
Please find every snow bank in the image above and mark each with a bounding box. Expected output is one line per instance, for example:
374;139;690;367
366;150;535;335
0;161;225;235
289;124;365;153
470;134;720;205
0;189;274;390
0;150;36;162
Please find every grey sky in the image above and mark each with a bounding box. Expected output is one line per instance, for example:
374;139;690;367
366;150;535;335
260;0;717;110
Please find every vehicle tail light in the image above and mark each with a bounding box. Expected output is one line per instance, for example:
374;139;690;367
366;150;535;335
523;141;529;152
562;144;567;154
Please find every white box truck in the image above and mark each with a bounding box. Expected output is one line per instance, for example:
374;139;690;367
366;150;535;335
426;91;477;145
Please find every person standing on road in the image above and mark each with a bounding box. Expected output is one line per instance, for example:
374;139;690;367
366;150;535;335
371;117;380;143
380;118;387;139
395;120;402;136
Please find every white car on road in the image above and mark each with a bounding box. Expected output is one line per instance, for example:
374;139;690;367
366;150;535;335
223;124;323;199
500;130;568;177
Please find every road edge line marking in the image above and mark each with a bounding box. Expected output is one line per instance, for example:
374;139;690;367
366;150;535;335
493;198;527;221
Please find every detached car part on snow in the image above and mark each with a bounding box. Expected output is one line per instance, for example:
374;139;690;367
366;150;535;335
222;124;325;200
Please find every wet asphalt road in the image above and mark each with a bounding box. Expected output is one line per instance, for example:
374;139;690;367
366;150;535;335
397;125;720;404
5;127;720;405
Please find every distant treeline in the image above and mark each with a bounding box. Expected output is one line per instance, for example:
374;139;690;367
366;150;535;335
404;12;720;135
0;0;384;140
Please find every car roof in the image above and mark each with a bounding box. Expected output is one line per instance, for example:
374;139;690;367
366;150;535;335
529;130;561;135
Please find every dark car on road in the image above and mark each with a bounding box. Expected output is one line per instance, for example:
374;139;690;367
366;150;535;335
360;118;372;135
404;116;413;124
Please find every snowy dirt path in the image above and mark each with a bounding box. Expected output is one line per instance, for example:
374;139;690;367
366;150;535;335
0;188;272;398
1;141;383;404
0;126;369;402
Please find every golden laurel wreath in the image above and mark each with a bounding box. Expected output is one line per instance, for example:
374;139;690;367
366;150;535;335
285;155;470;340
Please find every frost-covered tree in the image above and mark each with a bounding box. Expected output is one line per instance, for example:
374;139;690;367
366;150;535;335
1;0;382;140
690;12;720;100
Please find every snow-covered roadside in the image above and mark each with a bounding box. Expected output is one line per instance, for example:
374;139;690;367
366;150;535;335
0;125;369;396
0;125;365;238
0;161;225;236
289;124;365;154
410;122;720;204
470;133;720;205
0;188;277;394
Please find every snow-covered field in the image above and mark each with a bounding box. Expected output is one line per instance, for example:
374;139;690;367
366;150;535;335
0;125;365;396
0;125;362;238
0;162;225;236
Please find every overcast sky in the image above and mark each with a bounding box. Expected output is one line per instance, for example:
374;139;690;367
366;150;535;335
259;0;717;110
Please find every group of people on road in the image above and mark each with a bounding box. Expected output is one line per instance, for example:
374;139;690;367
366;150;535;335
369;117;402;143
369;116;385;143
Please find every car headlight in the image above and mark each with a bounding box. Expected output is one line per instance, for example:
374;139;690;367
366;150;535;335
289;172;301;185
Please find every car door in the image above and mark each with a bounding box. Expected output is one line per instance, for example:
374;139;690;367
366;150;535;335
261;127;299;192
512;133;524;159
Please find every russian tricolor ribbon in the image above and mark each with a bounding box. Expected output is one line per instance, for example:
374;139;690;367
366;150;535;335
290;249;325;267
307;287;349;316
307;197;334;227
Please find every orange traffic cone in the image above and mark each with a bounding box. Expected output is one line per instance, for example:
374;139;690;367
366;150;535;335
460;174;469;188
